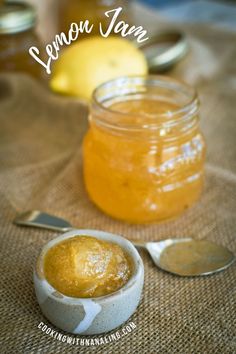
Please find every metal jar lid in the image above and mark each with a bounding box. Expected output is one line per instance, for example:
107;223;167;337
137;30;189;72
0;1;36;34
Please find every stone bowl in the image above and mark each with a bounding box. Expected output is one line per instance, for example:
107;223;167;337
34;229;144;335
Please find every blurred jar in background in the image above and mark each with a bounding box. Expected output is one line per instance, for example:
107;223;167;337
59;0;132;36
0;1;44;79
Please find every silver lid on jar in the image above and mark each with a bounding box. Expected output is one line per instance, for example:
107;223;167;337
0;1;36;34
137;30;189;72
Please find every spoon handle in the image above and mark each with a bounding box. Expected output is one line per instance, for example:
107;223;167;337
13;210;74;232
130;239;147;249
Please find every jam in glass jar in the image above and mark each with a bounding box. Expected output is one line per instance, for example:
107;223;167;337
0;1;43;79
83;76;206;223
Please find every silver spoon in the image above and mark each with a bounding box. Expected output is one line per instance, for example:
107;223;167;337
14;210;235;277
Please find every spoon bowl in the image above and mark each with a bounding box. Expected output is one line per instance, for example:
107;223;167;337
144;238;235;276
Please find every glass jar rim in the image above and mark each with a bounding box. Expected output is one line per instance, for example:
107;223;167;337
91;75;199;134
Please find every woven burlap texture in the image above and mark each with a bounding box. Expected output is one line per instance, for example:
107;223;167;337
1;18;236;354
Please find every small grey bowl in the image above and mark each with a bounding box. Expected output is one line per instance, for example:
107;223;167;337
34;229;144;335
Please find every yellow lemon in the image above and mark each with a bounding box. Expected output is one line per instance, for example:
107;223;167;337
50;36;148;100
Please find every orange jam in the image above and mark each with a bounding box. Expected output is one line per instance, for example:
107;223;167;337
83;76;206;223
44;236;133;298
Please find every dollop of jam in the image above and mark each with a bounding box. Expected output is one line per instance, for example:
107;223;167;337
44;236;133;298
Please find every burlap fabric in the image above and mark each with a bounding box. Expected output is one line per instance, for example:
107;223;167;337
1;5;236;354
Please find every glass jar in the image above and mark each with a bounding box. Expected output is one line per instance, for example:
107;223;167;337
83;76;206;223
58;0;132;36
0;2;44;79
